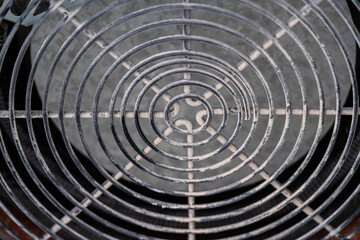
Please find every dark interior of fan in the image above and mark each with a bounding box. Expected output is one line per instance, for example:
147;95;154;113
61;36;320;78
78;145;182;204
0;0;360;239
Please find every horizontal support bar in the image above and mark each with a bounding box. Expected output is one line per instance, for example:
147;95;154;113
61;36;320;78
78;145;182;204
0;108;357;119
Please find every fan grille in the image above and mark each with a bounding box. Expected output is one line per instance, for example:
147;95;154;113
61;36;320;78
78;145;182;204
0;0;360;239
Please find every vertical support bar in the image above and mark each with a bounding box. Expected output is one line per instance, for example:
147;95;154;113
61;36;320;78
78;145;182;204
187;132;195;240
183;0;192;95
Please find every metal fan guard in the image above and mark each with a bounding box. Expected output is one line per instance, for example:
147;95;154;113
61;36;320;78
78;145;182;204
0;0;360;239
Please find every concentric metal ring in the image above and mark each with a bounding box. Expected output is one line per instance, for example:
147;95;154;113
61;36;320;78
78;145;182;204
0;0;359;239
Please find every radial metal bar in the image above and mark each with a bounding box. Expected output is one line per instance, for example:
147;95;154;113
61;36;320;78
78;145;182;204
0;110;165;119
41;127;173;239
182;1;195;239
183;0;192;98
203;122;337;233
175;120;196;240
203;0;323;101
0;108;357;119
56;5;176;105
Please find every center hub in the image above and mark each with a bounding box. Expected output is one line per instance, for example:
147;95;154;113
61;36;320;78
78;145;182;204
164;93;213;135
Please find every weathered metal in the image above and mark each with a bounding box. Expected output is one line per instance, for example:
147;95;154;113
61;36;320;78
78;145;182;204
0;0;359;239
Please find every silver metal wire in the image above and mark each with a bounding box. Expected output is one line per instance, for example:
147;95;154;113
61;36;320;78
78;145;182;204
0;0;359;239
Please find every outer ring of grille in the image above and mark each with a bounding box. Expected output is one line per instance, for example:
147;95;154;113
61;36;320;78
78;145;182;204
0;0;360;239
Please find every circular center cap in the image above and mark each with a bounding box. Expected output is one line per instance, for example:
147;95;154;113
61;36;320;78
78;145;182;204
164;94;213;134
